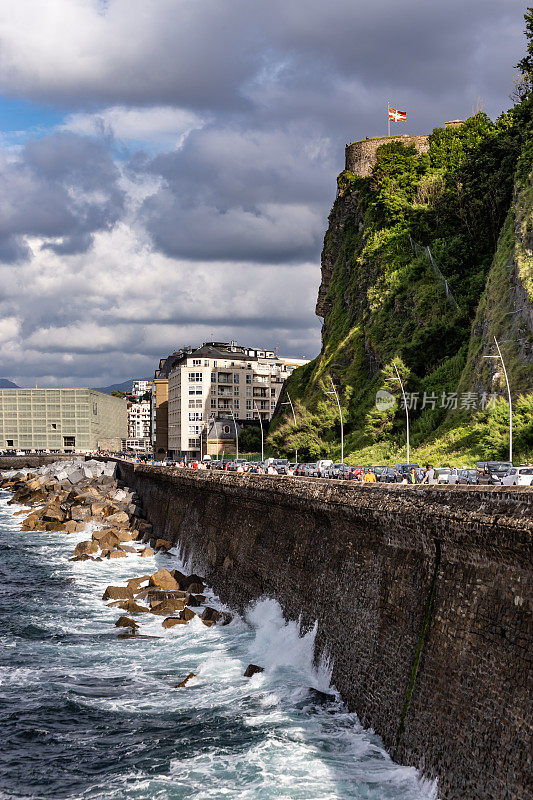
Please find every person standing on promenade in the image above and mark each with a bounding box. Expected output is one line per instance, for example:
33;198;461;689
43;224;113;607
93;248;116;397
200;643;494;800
364;469;376;483
409;467;418;484
421;464;436;484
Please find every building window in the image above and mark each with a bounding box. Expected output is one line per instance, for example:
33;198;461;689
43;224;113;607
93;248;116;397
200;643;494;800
6;439;14;447
246;412;252;419
189;372;202;382
93;403;98;415
189;387;202;395
210;398;216;409
188;425;202;435
211;373;216;383
271;401;276;410
51;423;57;430
246;374;251;384
246;387;251;397
63;436;75;448
233;373;239;383
192;359;201;366
271;388;276;397
204;360;209;366
189;412;202;421
234;399;239;409
189;399;202;408
188;438;200;448
246;399;251;409
234;387;239;397
223;425;230;434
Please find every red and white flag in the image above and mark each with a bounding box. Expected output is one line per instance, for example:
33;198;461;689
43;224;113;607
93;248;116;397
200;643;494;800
388;106;406;122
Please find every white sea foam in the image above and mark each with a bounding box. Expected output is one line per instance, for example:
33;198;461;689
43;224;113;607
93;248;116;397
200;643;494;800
0;491;439;800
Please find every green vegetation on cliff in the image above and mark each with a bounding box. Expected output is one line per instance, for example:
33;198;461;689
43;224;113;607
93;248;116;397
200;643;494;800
269;40;533;464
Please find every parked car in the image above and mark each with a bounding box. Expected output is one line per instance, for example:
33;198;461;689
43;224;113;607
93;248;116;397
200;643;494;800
394;463;421;481
476;461;513;484
226;458;248;471
271;459;290;475
325;463;351;479
315;459;333;477
501;466;533;486
456;468;477;485
377;467;401;483
435;467;458;484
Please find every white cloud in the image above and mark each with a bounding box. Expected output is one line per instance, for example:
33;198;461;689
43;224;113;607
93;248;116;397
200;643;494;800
61;105;206;149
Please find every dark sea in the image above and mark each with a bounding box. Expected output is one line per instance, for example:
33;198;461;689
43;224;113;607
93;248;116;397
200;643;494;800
0;488;437;800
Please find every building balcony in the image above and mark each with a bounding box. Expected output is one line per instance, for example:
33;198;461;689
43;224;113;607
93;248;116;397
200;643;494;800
217;387;233;396
217;400;233;409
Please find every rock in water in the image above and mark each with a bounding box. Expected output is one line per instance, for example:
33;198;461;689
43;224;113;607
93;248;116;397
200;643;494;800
115;616;139;629
102;585;133;601
155;538;173;550
162;617;188;628
72;540;98;557
149;569;180;590
244;664;264;678
139;547;154;557
200;607;233;626
175;672;196;687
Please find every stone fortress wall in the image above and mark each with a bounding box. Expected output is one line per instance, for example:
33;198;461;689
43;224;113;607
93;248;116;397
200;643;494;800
112;462;531;800
345;120;464;177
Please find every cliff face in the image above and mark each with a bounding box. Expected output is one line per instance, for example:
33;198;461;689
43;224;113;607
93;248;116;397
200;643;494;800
270;110;533;464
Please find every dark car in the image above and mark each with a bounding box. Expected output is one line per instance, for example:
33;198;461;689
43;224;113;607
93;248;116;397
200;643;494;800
394;463;421;481
476;461;513;485
377;467;401;483
457;468;477;485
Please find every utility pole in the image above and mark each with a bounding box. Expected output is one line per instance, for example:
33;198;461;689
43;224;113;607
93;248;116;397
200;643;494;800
281;392;298;462
325;377;344;463
253;400;264;461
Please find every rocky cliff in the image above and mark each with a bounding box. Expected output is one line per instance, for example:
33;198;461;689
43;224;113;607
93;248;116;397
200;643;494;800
270;107;533;465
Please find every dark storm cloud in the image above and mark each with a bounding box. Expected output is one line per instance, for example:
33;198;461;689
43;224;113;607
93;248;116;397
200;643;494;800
0;132;124;261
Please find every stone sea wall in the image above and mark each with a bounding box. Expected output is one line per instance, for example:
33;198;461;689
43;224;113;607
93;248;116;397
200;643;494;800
112;463;532;800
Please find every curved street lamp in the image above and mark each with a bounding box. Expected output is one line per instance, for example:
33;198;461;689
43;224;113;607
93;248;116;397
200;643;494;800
281;392;298;462
324;377;344;463
253;400;264;461
483;336;513;463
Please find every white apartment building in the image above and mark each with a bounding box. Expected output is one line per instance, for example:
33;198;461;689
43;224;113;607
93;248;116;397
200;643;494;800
131;380;153;397
127;400;151;439
167;341;308;458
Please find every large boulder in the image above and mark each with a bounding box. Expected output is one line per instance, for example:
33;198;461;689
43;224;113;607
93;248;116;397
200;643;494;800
108;549;128;559
244;664;264;678
21;513;43;531
106;511;130;528
64;520;83;533
178;607;196;622
70;505;92;522
200;607;232;626
42;503;66;523
150;598;188;615
67;468;86;485
139;547;154;558
162;617;188;629
102;585;133;601
107;599;150;613
126;575;150;591
115;616;139;630
72;540;98;557
155;538;173;551
149;569;179;590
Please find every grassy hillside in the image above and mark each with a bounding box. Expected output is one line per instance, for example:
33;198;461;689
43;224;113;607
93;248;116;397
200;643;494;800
269;105;533;466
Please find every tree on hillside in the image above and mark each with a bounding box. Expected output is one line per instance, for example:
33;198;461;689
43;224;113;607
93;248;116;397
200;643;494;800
111;390;126;398
238;426;263;452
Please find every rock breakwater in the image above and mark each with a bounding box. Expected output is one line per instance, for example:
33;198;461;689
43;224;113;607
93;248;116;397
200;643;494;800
0;459;233;640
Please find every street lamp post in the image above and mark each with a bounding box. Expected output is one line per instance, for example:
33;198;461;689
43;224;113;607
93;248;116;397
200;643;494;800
281;392;298;463
391;363;410;465
325;377;344;463
230;410;239;460
253;400;264;461
483;336;513;463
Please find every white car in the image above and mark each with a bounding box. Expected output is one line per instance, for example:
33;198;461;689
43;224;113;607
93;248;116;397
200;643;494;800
501;467;533;486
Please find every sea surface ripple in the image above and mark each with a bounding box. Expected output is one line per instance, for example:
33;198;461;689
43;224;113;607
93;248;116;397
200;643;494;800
0;490;438;800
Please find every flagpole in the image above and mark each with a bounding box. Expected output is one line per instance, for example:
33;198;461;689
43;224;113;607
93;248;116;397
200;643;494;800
387;101;390;137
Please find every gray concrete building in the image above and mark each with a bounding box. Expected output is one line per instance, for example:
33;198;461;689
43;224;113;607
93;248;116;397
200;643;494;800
0;388;127;453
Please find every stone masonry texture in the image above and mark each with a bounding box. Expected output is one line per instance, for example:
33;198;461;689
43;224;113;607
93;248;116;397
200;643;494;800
345;134;430;177
113;464;532;800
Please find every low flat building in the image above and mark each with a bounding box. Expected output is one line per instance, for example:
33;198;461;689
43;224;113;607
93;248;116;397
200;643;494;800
167;341;309;459
0;388;127;453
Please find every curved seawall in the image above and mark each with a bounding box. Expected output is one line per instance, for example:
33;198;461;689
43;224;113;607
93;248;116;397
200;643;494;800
116;463;531;800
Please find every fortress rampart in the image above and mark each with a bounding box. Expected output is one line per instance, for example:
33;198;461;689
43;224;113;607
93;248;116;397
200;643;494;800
345;121;464;177
345;134;430;176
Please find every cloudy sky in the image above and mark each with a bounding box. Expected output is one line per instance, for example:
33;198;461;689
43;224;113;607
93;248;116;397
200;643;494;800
0;0;528;387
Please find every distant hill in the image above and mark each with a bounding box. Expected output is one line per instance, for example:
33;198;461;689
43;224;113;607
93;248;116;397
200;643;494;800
0;378;19;388
93;378;151;395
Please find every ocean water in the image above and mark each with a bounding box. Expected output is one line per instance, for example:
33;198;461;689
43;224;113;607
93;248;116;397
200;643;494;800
0;490;438;800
